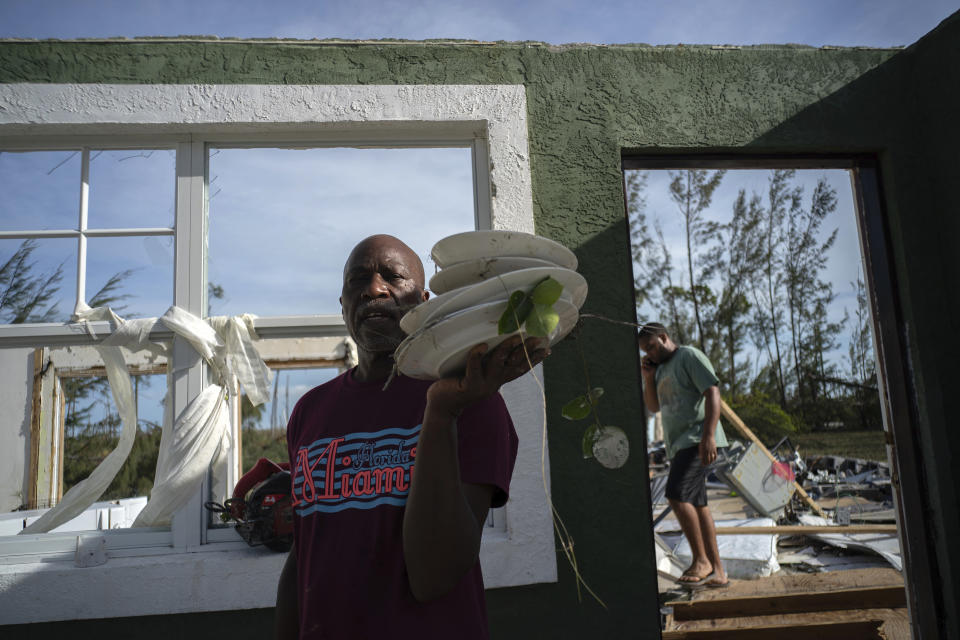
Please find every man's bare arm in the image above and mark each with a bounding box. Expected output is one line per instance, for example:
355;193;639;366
698;386;721;465
403;336;547;602
402;403;494;602
275;546;299;640
641;357;660;413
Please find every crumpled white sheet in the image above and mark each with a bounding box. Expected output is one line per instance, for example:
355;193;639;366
798;514;903;571
663;517;781;580
20;305;274;534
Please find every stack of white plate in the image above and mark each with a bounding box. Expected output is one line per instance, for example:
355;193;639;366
395;230;588;380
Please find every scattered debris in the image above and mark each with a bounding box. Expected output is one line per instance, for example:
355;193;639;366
649;400;904;635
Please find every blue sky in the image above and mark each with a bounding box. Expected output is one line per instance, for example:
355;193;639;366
2;1;956;386
0;0;955;47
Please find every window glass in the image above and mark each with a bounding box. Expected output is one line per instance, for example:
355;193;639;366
87;149;176;229
86;236;174;318
0;150;81;231
207;147;475;317
0;238;77;323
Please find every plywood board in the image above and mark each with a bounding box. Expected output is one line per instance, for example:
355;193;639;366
670;585;905;620
666;608;909;640
671;567;903;602
659;525;898;535
662;618;885;639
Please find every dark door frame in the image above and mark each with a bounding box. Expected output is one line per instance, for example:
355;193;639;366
621;152;937;640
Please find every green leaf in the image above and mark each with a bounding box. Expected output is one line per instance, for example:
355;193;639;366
531;276;564;306
525;303;560;337
581;424;601;459
562;395;592;421
588;387;604;402
498;290;528;334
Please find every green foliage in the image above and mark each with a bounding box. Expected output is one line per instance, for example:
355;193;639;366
498;290;533;334
790;430;887;462
240;393;265;430
63;426;162;500
497;276;563;337
581;424;600;459
627;168;882;436
531;277;563;305
525;303;559;337
562;387;604;421
0;239;64;323
728;393;798;446
241;427;289;473
668;169;726;350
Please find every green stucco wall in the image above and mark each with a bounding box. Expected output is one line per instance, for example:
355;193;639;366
1;11;958;639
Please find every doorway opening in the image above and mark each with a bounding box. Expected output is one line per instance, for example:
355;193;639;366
623;155;917;638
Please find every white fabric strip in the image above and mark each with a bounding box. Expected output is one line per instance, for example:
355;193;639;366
20;306;274;534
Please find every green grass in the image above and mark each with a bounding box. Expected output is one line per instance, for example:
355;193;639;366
787;430;888;462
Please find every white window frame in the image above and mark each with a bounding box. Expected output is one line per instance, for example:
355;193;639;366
0;83;556;623
0;146;177;319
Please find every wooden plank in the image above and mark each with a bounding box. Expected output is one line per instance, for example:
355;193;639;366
662;619;884;640
720;399;829;518
27;348;44;510
659;524;897;536
674;567;903;603
666;608;909;640
670;585;905;621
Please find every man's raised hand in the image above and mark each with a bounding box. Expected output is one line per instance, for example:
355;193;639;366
426;336;550;417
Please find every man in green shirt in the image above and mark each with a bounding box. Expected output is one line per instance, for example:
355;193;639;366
639;322;729;588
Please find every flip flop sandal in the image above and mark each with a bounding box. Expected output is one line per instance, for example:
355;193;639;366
679;570;716;589
705;579;730;589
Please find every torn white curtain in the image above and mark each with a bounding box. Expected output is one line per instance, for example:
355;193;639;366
133;313;273;527
20;307;272;534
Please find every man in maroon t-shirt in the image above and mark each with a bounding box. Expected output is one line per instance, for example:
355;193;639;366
275;235;549;639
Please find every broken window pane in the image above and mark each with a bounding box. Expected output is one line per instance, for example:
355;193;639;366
206;147;475;317
62;372;166;504
0;344;168;536
240;367;340;473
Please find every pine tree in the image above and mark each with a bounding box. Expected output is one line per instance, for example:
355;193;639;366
668;170;725;351
0;240;64;323
750;169;799;409
707;189;764;398
784;177;839;419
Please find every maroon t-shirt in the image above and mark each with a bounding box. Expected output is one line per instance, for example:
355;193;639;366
286;368;519;640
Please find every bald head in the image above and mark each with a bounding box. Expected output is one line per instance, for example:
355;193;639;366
344;234;425;289
340;234;429;355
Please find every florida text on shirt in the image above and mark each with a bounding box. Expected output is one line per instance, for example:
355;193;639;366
291;425;419;515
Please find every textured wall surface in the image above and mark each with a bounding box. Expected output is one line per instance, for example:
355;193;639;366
1;13;958;638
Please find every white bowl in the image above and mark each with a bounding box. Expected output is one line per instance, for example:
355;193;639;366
429;256;558;295
400;266;588;336
430;230;578;270
395;297;580;380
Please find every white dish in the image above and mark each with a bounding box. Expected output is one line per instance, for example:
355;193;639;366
431;231;578;270
592;426;630;469
395;298;579;380
429;256;558;295
400;266;588;336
